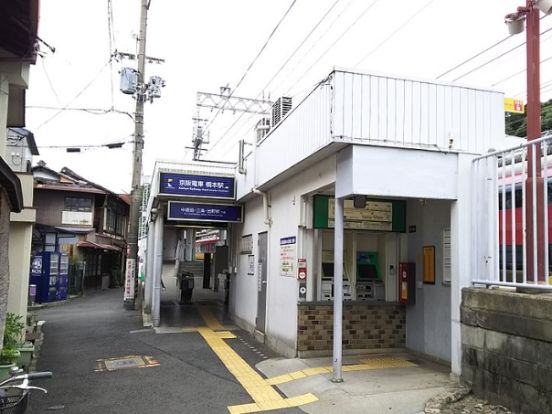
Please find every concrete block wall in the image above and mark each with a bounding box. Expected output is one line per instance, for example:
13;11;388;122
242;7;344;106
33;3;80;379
297;303;405;354
461;288;552;414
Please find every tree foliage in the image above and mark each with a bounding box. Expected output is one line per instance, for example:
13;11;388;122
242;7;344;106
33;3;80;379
505;99;552;137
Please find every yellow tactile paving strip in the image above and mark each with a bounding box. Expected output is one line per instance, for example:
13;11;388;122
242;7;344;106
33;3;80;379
196;307;318;413
196;305;225;330
266;357;417;385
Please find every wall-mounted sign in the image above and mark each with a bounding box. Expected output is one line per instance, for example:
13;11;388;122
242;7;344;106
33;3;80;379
504;97;524;114
167;201;242;223
280;236;296;277
159;172;235;199
248;255;255;275
312;195;406;232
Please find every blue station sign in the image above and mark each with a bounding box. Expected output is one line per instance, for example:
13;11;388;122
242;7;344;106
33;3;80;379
159;172;235;199
167;201;242;223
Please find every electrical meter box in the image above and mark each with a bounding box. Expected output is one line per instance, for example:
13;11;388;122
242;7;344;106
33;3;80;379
120;67;138;94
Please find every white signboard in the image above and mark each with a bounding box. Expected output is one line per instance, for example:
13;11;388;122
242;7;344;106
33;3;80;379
61;211;93;226
280;236;296;277
124;258;136;300
248;255;255;275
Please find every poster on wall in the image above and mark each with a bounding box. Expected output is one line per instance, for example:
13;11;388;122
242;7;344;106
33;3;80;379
124;258;136;300
248;255;255;275
280;236;296;277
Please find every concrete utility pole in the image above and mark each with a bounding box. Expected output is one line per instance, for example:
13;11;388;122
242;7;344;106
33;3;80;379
124;0;149;309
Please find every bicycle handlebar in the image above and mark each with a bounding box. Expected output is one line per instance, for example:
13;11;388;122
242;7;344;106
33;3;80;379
0;371;52;386
26;372;52;380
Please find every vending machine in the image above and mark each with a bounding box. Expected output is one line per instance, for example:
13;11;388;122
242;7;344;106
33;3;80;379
29;252;60;303
57;253;69;300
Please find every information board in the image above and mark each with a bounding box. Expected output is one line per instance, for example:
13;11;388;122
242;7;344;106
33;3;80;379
168;201;242;223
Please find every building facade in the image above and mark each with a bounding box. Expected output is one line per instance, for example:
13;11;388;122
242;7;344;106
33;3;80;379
0;0;39;341
230;69;505;375
32;163;129;292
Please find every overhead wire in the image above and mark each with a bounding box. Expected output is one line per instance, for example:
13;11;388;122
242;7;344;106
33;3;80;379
36;134;134;149
107;0;117;108
208;0;349;156
491;54;552;87
438;14;551;81
451;26;552;83
353;0;436;68
40;58;61;105
33;60;111;131
202;0;298;138
27;105;134;119
282;0;380;98
268;0;354;96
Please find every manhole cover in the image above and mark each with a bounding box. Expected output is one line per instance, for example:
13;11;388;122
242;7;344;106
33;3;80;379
95;355;159;372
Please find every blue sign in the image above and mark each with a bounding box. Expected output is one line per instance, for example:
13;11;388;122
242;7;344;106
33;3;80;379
159;173;235;199
280;236;296;245
168;201;242;223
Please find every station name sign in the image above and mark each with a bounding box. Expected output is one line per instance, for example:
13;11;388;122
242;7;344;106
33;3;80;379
159;172;235;199
168;201;242;223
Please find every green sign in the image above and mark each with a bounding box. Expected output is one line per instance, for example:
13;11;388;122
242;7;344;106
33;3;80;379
313;195;406;232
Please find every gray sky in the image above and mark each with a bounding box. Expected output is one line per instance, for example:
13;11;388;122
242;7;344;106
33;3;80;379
27;0;552;193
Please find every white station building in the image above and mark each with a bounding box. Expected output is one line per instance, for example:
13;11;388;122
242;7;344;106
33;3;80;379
143;68;507;376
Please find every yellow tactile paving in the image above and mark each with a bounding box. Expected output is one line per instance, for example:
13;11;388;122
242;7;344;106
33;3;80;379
195;307;318;413
266;357;417;385
196;305;225;330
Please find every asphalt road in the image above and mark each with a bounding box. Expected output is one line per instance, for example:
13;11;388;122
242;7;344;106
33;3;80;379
28;288;301;414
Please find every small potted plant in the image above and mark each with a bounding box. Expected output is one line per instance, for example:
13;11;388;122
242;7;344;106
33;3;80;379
0;313;24;380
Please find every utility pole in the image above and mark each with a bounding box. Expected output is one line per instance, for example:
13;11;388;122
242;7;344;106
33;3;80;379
124;0;149;309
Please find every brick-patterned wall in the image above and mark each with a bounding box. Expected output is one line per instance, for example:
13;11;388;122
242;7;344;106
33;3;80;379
297;302;405;352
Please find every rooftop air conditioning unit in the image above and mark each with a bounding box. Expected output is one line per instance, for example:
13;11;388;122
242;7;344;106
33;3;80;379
255;118;271;142
271;96;292;128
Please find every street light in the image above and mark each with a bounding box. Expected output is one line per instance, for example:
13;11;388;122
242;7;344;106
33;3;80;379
504;0;551;281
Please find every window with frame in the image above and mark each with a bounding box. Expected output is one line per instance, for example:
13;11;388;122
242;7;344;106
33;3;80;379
64;197;92;212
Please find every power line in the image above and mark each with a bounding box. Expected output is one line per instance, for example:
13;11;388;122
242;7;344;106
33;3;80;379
34;60;111;130
268;0;354;96
27;105;133;120
107;0;117;108
208;0;348;156
37;134;134;150
438;14;551;80
437;36;513;80
491;54;552;87
283;0;379;97
354;0;436;68
40;58;61;105
452;25;552;83
202;0;298;137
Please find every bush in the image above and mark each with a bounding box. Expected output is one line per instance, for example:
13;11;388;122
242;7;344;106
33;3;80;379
1;313;25;364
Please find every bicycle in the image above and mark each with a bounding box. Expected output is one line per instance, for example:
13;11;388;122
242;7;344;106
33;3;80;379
0;370;52;414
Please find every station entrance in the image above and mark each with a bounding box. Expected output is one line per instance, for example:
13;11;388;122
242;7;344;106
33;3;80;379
141;162;242;328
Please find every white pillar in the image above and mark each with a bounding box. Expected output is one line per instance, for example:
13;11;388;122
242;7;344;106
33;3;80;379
152;207;164;327
450;154;475;375
332;197;344;382
144;220;155;312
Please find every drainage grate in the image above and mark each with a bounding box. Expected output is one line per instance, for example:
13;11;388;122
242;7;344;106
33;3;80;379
95;355;159;372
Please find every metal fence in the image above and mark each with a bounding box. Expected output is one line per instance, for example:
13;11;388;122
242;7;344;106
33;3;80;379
472;132;552;289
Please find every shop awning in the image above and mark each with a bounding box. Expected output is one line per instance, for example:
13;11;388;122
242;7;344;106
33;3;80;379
76;240;121;252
